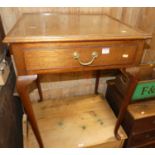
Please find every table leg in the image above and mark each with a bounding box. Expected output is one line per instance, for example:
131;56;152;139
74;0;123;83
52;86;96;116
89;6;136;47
36;75;43;102
114;75;138;139
94;70;100;94
16;75;44;148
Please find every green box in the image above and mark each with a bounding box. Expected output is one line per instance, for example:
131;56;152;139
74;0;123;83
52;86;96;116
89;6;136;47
132;80;155;101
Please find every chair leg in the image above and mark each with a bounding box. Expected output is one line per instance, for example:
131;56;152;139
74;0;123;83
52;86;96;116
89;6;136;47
16;75;44;148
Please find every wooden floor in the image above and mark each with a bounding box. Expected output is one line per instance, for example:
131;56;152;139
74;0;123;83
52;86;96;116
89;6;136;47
23;95;127;148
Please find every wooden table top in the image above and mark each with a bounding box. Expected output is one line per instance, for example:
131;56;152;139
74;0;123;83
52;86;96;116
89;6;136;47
4;13;152;43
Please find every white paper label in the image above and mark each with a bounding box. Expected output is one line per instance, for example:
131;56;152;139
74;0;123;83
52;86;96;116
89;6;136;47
102;48;110;54
122;54;129;58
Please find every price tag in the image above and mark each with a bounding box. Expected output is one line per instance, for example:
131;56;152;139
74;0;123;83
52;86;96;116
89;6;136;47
102;48;110;54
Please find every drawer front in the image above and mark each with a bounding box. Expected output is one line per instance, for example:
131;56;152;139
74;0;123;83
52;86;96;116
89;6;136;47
23;42;137;72
133;116;155;134
129;130;155;147
139;142;155;148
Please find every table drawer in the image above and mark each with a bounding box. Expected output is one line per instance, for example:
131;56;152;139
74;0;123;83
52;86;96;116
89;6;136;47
139;142;155;148
133;116;155;134
23;42;138;72
129;130;155;147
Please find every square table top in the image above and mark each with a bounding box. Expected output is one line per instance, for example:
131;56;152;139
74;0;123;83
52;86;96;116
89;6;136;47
4;13;152;43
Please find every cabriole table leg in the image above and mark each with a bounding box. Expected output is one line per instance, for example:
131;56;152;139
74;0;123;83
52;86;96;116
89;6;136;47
16;75;44;148
114;75;138;140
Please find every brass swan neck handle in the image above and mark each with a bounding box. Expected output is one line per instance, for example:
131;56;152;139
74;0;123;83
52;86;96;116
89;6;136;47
73;51;98;66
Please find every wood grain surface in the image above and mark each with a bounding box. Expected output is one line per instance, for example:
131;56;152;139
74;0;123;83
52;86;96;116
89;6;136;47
3;13;151;43
10;40;144;75
128;101;155;119
23;95;127;148
0;7;154;63
106;79;155;147
1;8;154;148
0;8;140;34
1;7;154;100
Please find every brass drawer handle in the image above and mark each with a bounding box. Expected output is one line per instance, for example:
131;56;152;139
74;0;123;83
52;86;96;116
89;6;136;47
73;51;98;66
